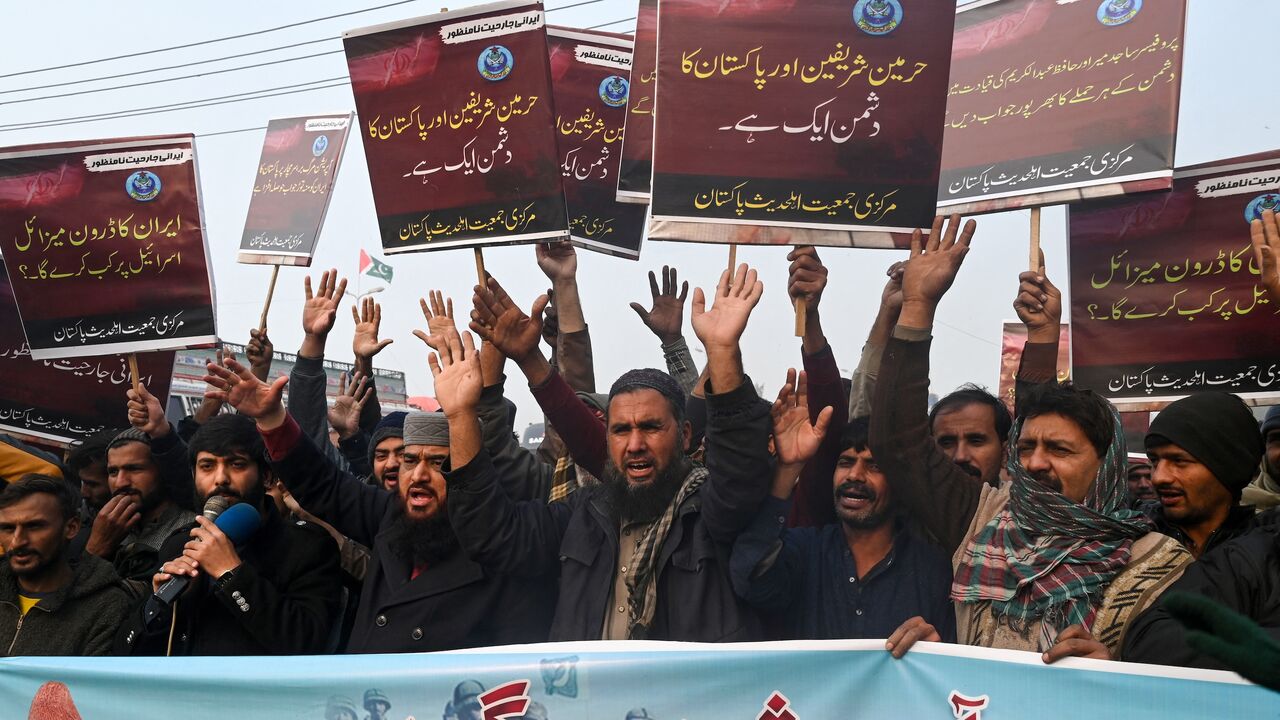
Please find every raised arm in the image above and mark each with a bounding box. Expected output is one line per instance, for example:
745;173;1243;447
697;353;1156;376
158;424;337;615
351;296;391;433
1251;208;1280;303
287;270;350;470
1012;250;1064;416
430;322;571;578
471;275;608;477
204;356;392;546
631;265;700;393
869;215;984;554
849;261;905;418
691;263;776;541
730;370;832;607
538;241;596;392
787;246;848;528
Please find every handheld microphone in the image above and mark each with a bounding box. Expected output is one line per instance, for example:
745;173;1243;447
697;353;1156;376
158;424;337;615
142;501;262;625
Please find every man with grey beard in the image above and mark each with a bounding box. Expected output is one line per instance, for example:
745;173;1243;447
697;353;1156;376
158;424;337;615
444;262;773;641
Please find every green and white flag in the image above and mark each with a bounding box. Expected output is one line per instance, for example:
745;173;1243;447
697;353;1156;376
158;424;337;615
359;249;393;283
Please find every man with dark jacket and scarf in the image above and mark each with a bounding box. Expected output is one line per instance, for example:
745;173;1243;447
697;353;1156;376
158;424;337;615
118;414;342;655
448;263;772;641
1143;392;1265;557
203;357;553;653
0;474;131;656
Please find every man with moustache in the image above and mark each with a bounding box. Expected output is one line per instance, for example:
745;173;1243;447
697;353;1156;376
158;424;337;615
86;385;196;581
117;413;341;655
1126;455;1157;508
0;474;131;656
204;357;552;652
730;406;954;641
447;265;772;641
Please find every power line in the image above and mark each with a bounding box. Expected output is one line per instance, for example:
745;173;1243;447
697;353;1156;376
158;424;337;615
2;50;346;106
2;0;607;94
0;0;419;80
0;80;352;133
588;16;635;28
0;37;339;97
0;77;348;131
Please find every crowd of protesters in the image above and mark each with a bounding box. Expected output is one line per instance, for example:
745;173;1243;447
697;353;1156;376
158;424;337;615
1;209;1278;698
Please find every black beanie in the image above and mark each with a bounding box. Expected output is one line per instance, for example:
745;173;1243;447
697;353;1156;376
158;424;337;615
1145;393;1263;494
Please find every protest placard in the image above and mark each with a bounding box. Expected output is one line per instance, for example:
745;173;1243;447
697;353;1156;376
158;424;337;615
648;0;956;248
344;0;569;255
0;134;217;360
237;113;354;266
1069;150;1280;409
0;258;174;445
615;0;656;204
547;27;646;259
998;321;1070;412
939;0;1188;215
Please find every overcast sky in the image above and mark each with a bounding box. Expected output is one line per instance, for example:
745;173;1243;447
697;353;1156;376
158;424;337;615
1;0;1276;431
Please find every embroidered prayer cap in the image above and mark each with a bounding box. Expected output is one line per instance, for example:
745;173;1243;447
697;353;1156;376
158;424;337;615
403;411;450;447
608;369;686;421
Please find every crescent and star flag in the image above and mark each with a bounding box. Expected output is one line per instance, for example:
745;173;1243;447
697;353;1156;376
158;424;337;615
237;113;354;267
344;1;570;255
0;134;217;360
1069;150;1280;410
359;249;394;283
647;0;957;249
938;0;1188;215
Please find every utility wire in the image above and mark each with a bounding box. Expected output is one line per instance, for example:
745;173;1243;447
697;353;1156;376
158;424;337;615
2;50;346;106
0;81;351;133
0;77;348;131
588;16;635;28
1;0;607;92
0;0;419;80
0;37;339;96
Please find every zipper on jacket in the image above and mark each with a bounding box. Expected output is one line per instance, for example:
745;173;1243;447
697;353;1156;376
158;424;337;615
7;614;22;655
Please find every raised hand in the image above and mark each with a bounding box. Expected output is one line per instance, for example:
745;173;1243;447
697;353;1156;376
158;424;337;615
126;383;169;439
246;328;274;382
413;290;455;352
691;263;764;352
352;295;393;361
469;277;549;364
536;240;578;283
630;265;689;344
1014;249;1063;344
771;369;834;470
880;260;906;316
1250;208;1280;301
204;355;289;427
786;246;828;315
899;215;977;328
428;329;483;418
301;269;347;339
328;372;372;441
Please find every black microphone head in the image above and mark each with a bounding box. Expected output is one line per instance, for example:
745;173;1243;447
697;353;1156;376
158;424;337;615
202;495;233;521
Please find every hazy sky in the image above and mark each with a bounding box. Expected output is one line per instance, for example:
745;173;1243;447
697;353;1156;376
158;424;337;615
1;0;1276;431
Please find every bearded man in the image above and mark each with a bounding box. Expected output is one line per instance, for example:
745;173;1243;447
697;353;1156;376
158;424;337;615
441;264;773;641
205;357;553;652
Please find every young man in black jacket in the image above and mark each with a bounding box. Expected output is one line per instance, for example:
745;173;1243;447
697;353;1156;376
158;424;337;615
203;358;553;653
117;414;342;655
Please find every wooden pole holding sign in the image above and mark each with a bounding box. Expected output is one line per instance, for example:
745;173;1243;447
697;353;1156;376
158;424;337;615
1029;207;1042;272
258;265;280;332
794;298;807;337
473;247;487;287
727;244;737;273
127;353;141;395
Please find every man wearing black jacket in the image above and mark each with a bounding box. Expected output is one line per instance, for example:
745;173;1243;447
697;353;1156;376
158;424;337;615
448;264;773;642
117;414;341;655
204;357;553;653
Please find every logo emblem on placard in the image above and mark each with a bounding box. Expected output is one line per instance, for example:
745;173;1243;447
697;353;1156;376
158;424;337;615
312;134;329;156
1245;193;1280;223
1097;0;1141;26
479;45;514;81
854;0;902;36
125;171;161;202
599;75;629;108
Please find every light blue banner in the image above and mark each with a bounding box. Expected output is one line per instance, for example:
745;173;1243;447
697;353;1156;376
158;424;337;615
7;640;1276;719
